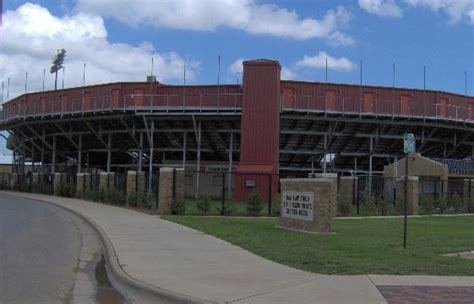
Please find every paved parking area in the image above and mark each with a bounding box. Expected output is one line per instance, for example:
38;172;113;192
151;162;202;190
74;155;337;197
377;286;474;304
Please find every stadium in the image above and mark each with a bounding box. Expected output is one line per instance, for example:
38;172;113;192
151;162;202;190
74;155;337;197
1;59;473;203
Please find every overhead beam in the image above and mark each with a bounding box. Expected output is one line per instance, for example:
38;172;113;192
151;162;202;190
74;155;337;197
83;120;108;148
24;125;54;150
54;123;79;149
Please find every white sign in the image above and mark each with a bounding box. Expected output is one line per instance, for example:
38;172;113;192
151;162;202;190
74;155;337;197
403;133;415;154
206;165;229;173
282;191;314;221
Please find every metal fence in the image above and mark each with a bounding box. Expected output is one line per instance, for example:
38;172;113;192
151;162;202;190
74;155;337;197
341;175;472;215
184;170;279;215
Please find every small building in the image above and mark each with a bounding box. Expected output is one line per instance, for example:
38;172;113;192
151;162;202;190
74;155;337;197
383;153;474;200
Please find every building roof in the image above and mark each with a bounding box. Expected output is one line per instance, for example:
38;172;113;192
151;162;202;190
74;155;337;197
430;158;474;176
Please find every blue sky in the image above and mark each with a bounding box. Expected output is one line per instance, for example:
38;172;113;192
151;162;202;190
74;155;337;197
1;0;473;98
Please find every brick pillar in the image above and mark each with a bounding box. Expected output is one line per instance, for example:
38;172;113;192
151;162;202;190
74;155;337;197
396;177;419;215
84;174;90;192
32;172;39;186
99;172;115;190
76;173;89;198
53;173;65;196
158;168;185;215
311;173;338;218
279;178;337;233
137;171;145;194
126;171;145;200
11;173;19;190
126;171;137;199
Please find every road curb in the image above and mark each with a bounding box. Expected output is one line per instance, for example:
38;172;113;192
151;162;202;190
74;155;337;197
1;191;219;304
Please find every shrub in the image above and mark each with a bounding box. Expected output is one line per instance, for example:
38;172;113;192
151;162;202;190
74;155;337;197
137;191;152;209
217;196;236;216
468;196;474;213
196;196;211;215
394;197;405;215
435;196;448;214
418;194;435;215
105;189;126;206
271;194;281;216
98;188;107;202
126;193;138;207
59;182;75;198
246;191;263;216
447;194;463;212
359;192;377;216
31;183;53;195
377;195;391;216
337;198;353;217
85;189;100;202
171;198;186;215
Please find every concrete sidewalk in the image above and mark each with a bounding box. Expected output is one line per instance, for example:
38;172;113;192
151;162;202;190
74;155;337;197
2;192;473;304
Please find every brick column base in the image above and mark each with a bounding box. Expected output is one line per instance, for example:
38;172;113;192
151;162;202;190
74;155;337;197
279;178;337;233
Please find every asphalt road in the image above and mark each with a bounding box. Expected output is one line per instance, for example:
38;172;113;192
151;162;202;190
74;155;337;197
0;194;126;304
0;194;85;303
0;193;181;304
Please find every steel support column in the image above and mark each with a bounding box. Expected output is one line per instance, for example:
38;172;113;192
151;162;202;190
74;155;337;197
323;134;327;173
368;137;373;193
138;132;143;171
52;136;56;174
195;120;202;199
31;142;35;172
228;132;233;194
77;134;82;174
107;133;111;172
148;120;154;193
41;129;45;173
182;132;187;169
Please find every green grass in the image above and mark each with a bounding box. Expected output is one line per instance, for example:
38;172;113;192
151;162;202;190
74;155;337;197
163;215;474;275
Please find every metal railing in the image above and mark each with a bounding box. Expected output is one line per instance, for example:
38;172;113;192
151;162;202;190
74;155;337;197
1;92;472;124
281;94;473;123
0;93;243;122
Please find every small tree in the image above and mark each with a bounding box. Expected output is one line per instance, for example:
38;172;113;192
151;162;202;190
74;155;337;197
337;198;353;217
50;49;66;90
196;196;211;215
171;198;186;215
217;195;236;216
246;191;263;216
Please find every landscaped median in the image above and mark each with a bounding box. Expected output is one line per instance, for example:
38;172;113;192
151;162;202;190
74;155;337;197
163;215;474;276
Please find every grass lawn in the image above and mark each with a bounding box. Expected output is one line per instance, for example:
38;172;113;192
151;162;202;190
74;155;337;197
163;215;474;275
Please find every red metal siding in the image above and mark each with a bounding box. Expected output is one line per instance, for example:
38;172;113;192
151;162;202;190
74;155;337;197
363;92;374;112
280;80;473;120
400;95;410;115
326;90;336;110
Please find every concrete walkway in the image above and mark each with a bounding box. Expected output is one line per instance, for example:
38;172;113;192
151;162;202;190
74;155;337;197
2;191;473;304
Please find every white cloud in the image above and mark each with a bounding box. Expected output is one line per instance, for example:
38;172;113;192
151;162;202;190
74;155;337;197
403;0;474;24
295;51;355;72
76;0;354;45
229;58;245;75
358;0;402;17
281;67;297;80
229;58;296;80
0;3;199;100
328;31;355;47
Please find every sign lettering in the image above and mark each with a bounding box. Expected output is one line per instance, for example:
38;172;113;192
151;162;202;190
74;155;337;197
281;191;314;221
